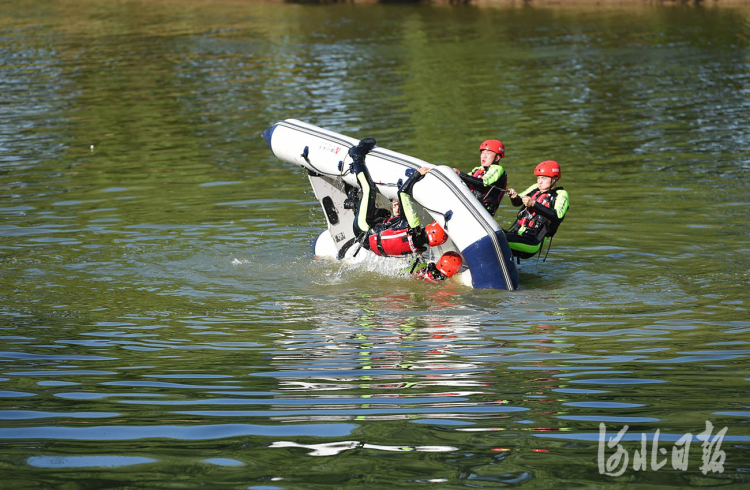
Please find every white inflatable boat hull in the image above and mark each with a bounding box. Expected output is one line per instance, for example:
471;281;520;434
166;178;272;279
263;119;519;290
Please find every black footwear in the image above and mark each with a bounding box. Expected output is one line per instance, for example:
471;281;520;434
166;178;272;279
348;137;377;161
359;137;376;153
343;187;359;210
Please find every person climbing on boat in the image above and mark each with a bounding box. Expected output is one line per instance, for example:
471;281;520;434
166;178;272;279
504;160;569;261
452;139;508;216
408;251;463;283
348;138;448;257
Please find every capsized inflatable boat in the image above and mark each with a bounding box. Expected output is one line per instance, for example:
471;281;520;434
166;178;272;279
262;119;519;290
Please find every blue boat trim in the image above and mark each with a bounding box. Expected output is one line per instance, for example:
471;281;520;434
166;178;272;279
262;124;276;149
461;231;519;290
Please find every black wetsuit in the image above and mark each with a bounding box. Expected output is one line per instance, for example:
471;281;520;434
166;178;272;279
505;185;569;259
457;164;507;216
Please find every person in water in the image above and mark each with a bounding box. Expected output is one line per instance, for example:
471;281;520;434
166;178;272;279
348;138;448;257
409;251;463;283
452;139;508;216
504;160;569;260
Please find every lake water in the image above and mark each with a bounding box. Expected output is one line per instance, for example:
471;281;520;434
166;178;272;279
1;0;749;487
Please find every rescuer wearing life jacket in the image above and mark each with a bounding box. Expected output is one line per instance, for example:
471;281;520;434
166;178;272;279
409;251;463;283
348;138;449;257
452;139;508;216
504;160;569;260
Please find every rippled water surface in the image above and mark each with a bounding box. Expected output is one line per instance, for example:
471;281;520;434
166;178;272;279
1;0;749;487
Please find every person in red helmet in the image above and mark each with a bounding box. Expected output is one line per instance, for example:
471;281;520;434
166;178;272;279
504;160;569;260
346;138;449;257
452;139;508;216
410;251;463;283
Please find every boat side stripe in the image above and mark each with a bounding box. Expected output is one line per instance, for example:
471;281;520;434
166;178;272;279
274;120;355;177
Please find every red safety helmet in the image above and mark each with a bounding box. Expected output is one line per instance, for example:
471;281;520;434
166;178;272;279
479;140;505;159
436;251;463;278
534;160;561;179
425;222;448;247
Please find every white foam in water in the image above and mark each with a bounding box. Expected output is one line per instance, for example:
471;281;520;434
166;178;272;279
317;242;472;286
337;247;413;279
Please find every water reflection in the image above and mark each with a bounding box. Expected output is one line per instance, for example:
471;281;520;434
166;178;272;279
270;440;458;457
26;455;157;469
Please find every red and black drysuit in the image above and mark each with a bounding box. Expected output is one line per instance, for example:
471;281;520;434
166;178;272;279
409;261;448;283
